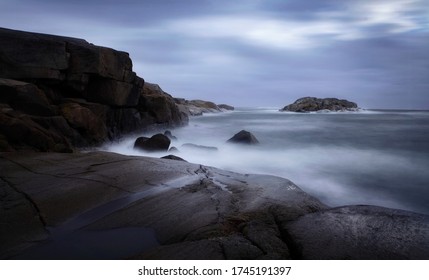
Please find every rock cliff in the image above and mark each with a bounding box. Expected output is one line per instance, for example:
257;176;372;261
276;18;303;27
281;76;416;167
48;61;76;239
280;97;358;112
0;28;187;152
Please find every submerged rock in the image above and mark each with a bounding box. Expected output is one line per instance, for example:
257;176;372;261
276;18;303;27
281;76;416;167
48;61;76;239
181;143;218;152
227;130;259;145
280;97;358;112
133;134;170;152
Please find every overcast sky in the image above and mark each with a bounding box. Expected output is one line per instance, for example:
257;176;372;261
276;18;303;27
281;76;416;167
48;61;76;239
1;0;428;109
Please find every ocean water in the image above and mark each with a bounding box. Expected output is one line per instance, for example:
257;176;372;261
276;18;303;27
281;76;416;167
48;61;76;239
101;108;429;215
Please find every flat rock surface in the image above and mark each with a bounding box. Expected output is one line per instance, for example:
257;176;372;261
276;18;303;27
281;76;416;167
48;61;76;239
287;205;429;259
1;151;428;259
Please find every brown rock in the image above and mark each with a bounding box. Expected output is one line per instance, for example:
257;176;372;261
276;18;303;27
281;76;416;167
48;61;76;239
60;103;107;143
0;78;55;116
134;134;171;152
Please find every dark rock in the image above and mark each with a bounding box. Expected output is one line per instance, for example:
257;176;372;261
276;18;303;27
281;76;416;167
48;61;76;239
218;104;235;111
0;27;189;152
164;130;177;140
0;111;73;152
0;78;55;116
138;83;188;127
280;97;358;112
85;77;141;106
1;152;427;260
168;146;179;153
134;134;170;152
286;205;429;259
161;155;187;162
182;143;218;151
227;130;259;145
60;103;107;144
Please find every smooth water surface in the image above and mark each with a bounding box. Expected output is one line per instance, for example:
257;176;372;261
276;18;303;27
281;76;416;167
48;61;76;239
102;108;429;215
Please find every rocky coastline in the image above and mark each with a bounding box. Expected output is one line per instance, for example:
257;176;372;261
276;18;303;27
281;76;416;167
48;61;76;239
1;28;428;260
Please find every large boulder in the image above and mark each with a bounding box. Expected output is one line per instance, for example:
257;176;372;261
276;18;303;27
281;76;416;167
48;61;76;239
227;130;260;145
134;134;171;152
280;97;358;112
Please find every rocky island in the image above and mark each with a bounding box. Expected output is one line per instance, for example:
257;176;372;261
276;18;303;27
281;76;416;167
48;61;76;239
280;97;359;112
1;28;428;260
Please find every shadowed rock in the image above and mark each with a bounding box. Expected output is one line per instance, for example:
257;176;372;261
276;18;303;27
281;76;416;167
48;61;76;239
134;134;171;152
227;130;259;145
286;205;429;259
0;27;187;152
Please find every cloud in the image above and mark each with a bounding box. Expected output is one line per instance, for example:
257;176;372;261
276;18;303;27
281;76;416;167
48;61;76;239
0;0;428;108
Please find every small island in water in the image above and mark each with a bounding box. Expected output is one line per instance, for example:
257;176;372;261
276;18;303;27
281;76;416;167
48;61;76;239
280;97;359;112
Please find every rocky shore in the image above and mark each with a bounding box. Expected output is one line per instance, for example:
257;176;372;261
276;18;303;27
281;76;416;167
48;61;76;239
1;28;428;260
1;151;428;260
280;97;358;112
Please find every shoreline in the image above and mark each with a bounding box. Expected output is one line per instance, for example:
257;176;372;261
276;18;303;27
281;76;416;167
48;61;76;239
1;150;428;260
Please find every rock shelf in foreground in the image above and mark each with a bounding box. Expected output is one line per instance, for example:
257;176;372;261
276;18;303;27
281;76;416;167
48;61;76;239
1;151;428;260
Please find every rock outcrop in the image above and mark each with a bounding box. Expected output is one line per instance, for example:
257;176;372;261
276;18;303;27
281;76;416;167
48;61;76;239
0;28;187;152
280;97;358;112
227;130;260;145
175;98;234;116
134;134;171;152
1;152;428;260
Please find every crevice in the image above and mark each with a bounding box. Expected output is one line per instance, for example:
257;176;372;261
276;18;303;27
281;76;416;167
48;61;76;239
271;211;303;260
0;155;133;194
0;177;48;228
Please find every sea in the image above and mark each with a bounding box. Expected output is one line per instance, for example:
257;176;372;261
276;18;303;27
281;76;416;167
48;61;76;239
101;108;429;215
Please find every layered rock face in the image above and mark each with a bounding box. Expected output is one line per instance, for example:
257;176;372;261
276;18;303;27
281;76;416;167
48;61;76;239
280;97;358;112
0;28;187;152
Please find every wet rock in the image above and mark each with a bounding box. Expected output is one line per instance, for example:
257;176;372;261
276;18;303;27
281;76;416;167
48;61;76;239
161;155;187;162
286;205;429;259
227;130;259;145
280;97;358;112
1;152;427;260
134;134;171;152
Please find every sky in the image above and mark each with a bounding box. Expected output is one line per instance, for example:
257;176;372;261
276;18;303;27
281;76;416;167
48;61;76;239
1;0;429;109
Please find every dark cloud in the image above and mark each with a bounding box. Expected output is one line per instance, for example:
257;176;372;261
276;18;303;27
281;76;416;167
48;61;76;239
1;0;428;109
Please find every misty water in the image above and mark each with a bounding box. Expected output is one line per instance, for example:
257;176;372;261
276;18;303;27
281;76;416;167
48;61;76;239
102;108;429;215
